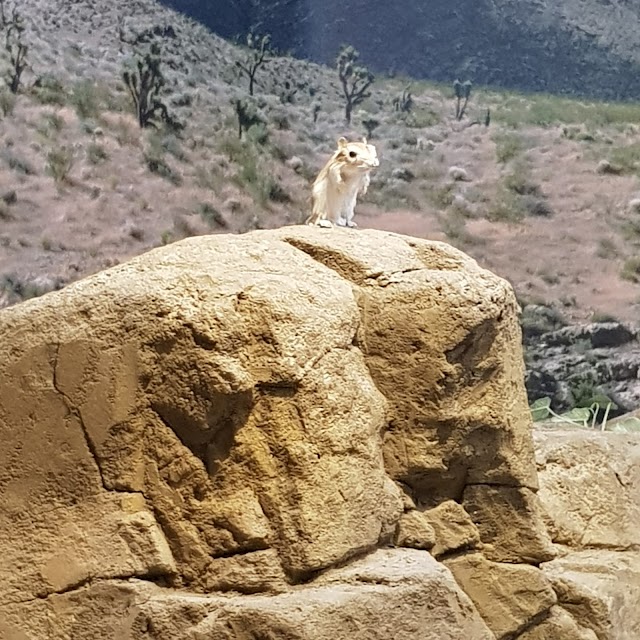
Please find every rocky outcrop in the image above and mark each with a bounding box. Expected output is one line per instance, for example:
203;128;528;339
535;428;640;640
0;226;623;639
524;320;640;415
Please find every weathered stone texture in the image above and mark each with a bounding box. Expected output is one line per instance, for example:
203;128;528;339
0;227;572;639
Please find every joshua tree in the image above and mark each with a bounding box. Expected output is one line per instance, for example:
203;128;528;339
392;85;413;113
361;115;380;139
0;2;28;94
122;43;177;129
453;79;473;120
312;102;321;123
336;45;374;124
236;32;271;96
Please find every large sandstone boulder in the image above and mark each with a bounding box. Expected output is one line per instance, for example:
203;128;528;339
0;227;582;638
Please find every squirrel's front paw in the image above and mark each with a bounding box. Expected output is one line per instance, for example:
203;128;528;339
346;221;358;228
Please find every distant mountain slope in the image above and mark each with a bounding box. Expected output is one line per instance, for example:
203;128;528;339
160;0;640;99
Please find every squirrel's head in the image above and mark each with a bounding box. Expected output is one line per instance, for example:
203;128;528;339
336;136;379;171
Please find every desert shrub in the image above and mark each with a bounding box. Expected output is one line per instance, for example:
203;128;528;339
1;149;36;174
87;142;109;165
148;131;187;162
520;303;567;338
521;195;553;217
31;74;67;106
37;112;64;138
144;152;182;185
0;89;15;116
194;164;224;192
424;182;456;209
46;146;74;182
621;257;640;283
493;132;525;164
621;218;640;243
402;106;440;128
440;209;483;246
596;238;618;258
608;143;640;175
503;165;542;196
245;122;269;146
486;190;525;222
70;80;101;119
197;202;227;228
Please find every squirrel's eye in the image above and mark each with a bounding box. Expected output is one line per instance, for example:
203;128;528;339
348;151;357;158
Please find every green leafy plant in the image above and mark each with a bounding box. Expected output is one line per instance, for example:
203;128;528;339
46;145;74;183
233;98;264;140
530;397;616;430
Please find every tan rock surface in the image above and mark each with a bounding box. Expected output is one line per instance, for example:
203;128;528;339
534;428;640;640
0;551;496;640
445;553;557;640
518;606;598;640
421;499;481;558
534;429;640;549
0;227;562;637
279;229;539;503
463;485;555;563
394;509;437;550
542;549;640;640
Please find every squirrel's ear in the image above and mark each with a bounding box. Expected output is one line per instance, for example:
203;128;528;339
362;136;367;145
337;137;348;148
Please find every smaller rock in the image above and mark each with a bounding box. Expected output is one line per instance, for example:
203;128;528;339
448;166;470;181
394;510;436;550
204;550;290;594
445;553;557;640
596;159;622;175
416;137;436;151
518;606;598;640
1;189;17;205
628;198;640;214
285;156;303;172
391;167;415;182
463;485;556;563
421;500;481;558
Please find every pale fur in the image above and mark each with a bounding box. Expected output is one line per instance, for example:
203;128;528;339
306;136;379;228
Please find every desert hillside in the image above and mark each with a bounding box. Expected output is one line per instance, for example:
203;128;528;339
1;0;640;328
164;0;640;99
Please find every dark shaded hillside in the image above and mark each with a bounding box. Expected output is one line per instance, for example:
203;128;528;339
160;0;640;99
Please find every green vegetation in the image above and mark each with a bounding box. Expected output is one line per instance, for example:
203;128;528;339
621;257;640;283
70;80;102;119
46;145;74;183
607;142;640;175
493;132;528;164
87;142;109;165
490;91;640;128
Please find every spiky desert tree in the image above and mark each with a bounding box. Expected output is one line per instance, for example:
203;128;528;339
236;32;271;96
122;42;177;129
336;45;374;124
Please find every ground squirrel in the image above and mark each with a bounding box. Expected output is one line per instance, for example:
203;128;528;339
306;136;379;228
